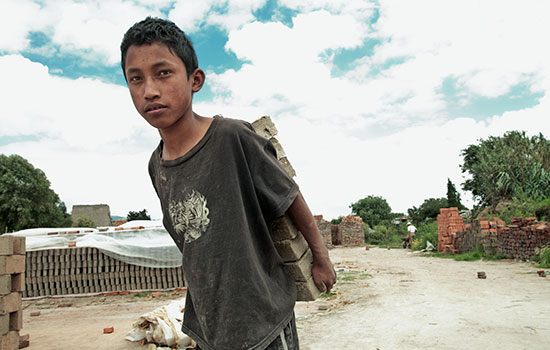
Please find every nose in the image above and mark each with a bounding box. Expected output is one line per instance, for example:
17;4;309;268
144;79;160;100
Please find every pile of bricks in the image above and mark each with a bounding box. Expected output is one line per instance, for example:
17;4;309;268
251;116;320;301
453;217;504;254
437;207;465;253
24;247;183;297
1;236;26;350
497;218;550;260
313;215;333;246
339;216;364;246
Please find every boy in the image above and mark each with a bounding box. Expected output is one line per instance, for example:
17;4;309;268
120;17;336;350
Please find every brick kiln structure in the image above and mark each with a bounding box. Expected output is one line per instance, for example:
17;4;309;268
438;208;550;260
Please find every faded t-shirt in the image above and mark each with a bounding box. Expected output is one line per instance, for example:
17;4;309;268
148;116;299;350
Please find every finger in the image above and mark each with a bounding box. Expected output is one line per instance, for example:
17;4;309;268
315;281;327;293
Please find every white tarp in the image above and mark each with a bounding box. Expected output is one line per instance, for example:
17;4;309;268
9;221;182;268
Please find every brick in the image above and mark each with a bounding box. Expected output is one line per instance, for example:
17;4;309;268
10;275;23;293
0;331;18;350
9;311;21;331
268;137;286;159
0;277;9;296
278;157;296;177
18;334;29;349
295;276;321;301
0;237;13;256
274;232;309;262
0;314;8;336
0;293;22;314
251;115;278;139
0;256;25;275
11;238;24;256
271;216;299;241
284;249;313;282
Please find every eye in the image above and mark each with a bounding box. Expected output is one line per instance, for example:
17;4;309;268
128;75;142;83
158;70;172;77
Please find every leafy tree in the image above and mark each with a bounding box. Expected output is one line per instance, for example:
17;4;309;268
330;216;343;225
75;216;95;228
127;209;151;221
350;195;393;227
0;154;72;232
408;197;448;224
446;178;465;210
461;131;550;207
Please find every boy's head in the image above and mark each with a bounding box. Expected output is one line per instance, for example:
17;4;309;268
120;17;198;80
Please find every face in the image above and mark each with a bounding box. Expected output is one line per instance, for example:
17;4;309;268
124;42;204;131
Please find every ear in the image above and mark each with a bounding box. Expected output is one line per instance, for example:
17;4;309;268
190;68;205;93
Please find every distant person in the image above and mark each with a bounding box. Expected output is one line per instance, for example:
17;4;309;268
406;222;417;247
120;17;336;350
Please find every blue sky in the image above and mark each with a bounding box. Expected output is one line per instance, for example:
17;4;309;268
1;0;549;221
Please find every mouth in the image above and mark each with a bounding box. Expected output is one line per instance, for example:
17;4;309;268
144;103;167;114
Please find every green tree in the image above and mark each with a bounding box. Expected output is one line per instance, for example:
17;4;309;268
127;209;151;221
75;216;95;228
0;154;72;232
446;178;465;210
461;131;550;207
350;195;393;227
408;197;448;224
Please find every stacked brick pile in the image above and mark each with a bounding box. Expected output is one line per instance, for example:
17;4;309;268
453;217;504;254
437;207;465;253
339;216;364;246
1;236;26;350
24;247;183;297
497;218;550;260
313;215;332;246
251;116;320;301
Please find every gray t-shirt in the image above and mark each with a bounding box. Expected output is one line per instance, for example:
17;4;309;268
148;116;298;350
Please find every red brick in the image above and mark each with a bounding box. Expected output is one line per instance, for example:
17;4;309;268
0;256;25;275
0;293;22;314
9;311;22;331
1;331;19;350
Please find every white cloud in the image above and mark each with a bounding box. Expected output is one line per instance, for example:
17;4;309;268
0;54;161;217
169;0;268;33
0;0;44;51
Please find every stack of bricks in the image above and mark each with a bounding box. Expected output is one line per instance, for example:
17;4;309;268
339;215;364;246
437;207;465;253
313;215;332;246
453;217;504;254
251;116;320;301
497;218;550;260
24;247;183;297
1;235;26;350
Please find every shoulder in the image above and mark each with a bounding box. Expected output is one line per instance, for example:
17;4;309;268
214;116;267;145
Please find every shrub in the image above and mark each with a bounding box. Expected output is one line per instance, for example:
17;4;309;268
535;198;550;221
533;244;550;268
414;221;438;250
74;217;95;228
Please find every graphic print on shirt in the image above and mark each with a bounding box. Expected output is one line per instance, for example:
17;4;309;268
168;190;210;243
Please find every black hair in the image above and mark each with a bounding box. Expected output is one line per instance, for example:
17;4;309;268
120;17;198;79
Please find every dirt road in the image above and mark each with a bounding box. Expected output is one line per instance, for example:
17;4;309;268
22;247;550;349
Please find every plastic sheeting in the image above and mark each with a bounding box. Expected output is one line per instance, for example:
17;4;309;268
125;298;195;348
9;222;183;268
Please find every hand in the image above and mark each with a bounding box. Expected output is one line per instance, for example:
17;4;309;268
311;255;337;293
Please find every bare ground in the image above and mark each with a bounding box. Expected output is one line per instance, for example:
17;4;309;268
22;247;550;350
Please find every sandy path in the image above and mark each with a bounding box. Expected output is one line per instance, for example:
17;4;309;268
21;247;550;349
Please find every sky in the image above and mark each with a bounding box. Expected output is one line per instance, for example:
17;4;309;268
1;0;549;222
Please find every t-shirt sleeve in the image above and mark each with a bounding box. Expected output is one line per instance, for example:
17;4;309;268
241;124;299;221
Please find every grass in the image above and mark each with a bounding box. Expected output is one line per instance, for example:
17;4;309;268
425;246;509;262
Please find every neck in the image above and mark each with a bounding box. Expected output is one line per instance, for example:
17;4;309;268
159;112;212;160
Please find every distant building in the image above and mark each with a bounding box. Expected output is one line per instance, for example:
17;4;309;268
72;204;112;227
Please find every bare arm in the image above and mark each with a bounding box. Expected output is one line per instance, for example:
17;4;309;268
286;192;336;293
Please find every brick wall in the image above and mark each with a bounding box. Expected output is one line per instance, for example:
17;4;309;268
339;215;364;246
438;208;550;260
453;217;504;255
437;207;465;253
24;247;184;298
1;235;25;350
497;218;550;260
